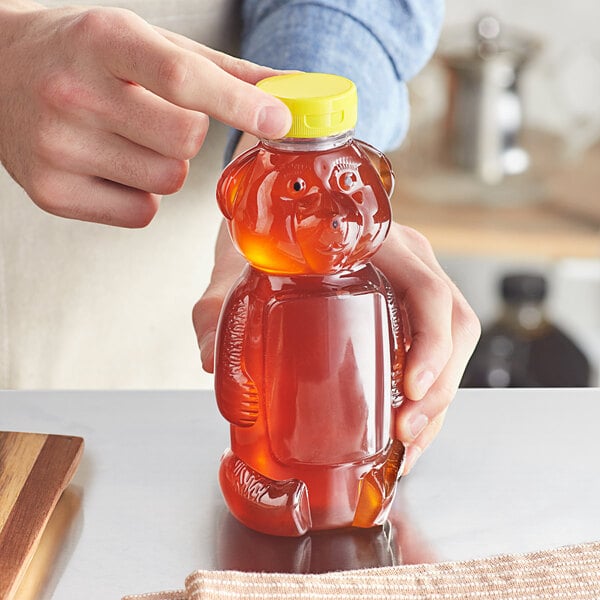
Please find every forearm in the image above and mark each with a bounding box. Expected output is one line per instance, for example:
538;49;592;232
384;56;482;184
240;0;444;151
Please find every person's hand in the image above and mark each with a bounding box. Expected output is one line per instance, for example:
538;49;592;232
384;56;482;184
368;224;481;474
193;216;481;475
0;3;291;226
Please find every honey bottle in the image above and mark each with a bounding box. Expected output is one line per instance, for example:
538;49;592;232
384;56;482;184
215;73;407;536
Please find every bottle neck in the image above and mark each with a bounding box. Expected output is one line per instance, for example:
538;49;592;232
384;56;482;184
501;300;548;333
261;129;354;152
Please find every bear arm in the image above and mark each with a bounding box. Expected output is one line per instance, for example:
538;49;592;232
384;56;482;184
382;275;407;407
215;293;259;427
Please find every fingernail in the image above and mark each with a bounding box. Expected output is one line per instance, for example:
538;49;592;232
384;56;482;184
403;445;423;475
413;369;435;399
257;105;291;138
408;412;429;440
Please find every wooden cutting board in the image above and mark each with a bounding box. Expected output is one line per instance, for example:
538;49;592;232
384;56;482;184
0;432;84;600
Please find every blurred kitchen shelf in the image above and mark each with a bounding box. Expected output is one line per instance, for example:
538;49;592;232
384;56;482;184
391;191;600;258
388;148;600;260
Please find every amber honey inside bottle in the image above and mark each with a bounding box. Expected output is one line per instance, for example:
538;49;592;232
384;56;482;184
214;73;406;537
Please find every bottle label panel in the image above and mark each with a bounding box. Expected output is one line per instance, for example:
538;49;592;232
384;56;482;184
264;291;391;466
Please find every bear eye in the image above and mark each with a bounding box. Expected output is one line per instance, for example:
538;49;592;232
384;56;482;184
289;178;306;194
337;170;358;192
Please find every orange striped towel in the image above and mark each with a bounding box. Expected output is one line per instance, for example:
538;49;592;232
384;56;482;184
123;540;600;600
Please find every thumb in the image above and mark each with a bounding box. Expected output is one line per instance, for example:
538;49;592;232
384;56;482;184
192;292;224;374
193;221;246;373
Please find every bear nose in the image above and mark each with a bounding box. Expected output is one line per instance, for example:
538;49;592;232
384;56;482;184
319;213;357;250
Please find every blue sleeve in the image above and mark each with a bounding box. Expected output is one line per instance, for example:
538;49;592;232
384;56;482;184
240;0;444;151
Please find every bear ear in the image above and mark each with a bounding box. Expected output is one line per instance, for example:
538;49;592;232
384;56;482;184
216;146;260;220
354;140;395;197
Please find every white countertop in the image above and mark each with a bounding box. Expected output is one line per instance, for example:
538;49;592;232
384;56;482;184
2;388;600;599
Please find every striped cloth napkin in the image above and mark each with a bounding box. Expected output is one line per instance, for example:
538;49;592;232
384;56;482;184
123;540;600;600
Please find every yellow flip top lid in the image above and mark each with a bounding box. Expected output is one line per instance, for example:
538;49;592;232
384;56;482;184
256;72;357;138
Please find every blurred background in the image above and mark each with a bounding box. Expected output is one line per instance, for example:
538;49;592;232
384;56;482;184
388;0;600;386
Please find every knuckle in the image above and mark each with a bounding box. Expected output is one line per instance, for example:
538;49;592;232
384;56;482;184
158;54;191;95
399;225;435;258
108;7;139;29
192;299;204;325
110;197;159;228
174;113;208;159
430;409;448;429
199;285;225;306
156;159;188;194
69;8;114;41
205;77;247;121
433;381;457;409
30;177;89;222
27;169;64;215
419;410;448;445
70;7;137;39
193;299;213;333
425;275;453;306
428;338;454;377
453;296;482;347
192;294;221;335
126;194;160;228
218;52;240;73
37;72;88;112
109;152;187;196
84;192;159;228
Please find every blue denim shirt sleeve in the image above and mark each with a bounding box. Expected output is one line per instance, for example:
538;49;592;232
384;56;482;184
239;0;444;152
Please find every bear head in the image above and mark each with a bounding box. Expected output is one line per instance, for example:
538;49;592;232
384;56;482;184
217;139;394;275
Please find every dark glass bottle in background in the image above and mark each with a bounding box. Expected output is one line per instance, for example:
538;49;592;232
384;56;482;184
461;273;591;388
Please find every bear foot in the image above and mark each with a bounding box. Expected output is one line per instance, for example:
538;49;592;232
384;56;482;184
352;440;405;528
219;450;312;537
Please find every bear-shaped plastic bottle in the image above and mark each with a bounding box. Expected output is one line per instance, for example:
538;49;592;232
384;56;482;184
215;73;407;537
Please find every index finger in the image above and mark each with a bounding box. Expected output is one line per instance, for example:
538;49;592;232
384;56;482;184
99;12;291;137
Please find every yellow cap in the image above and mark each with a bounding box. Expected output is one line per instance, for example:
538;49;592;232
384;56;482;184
256;72;357;138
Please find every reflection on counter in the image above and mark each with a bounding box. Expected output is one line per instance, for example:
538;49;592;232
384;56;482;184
215;499;437;573
14;487;83;600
